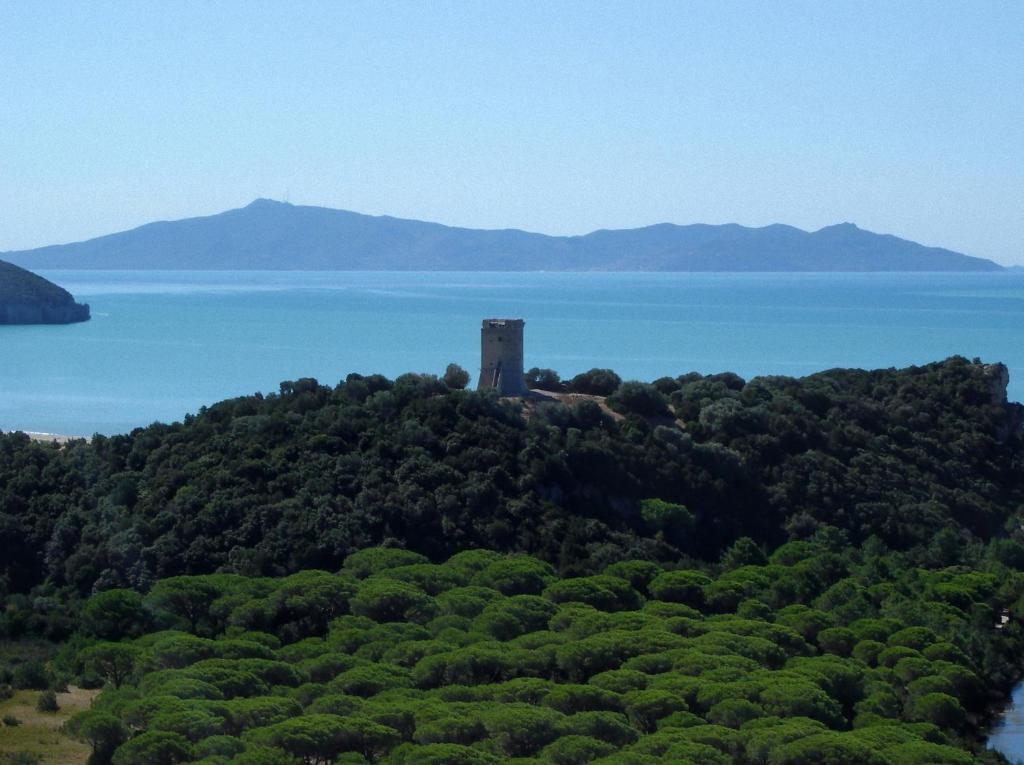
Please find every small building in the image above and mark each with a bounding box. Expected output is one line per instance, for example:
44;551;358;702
477;318;527;396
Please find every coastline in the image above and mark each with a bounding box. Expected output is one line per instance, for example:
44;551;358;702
1;430;85;444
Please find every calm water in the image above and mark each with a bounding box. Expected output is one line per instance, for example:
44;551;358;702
1;270;1023;436
990;684;1024;762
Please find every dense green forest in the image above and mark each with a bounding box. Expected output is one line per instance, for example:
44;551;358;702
1;357;1023;639
2;356;1024;763
18;542;1024;765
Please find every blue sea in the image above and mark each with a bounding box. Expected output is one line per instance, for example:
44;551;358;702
2;270;1023;436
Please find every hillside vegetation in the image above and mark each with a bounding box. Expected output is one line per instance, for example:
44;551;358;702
3;357;1024;764
39;543;1024;765
2;357;1022;641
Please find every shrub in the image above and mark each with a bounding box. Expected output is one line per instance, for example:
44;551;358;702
193;735;245;759
568;369;622;396
543;576;643;612
474;595;559;640
623;690;689;732
0;754;41;765
443;363;471;390
81;588;150;640
342;548;429;579
602;561;664;593
472;556;557;596
388;743;500;764
648;571;710;609
110;731;194;765
36;689;59;712
350;578;437;623
11;661;48;690
817;627;858;657
607;382;670;417
540;734;616;765
479;704;565;757
66;710;128;763
525;367;563;392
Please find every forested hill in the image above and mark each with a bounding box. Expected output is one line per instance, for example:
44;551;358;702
1;199;1002;271
0;259;90;324
2;357;1022;626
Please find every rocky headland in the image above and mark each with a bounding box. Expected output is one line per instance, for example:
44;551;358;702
0;259;90;324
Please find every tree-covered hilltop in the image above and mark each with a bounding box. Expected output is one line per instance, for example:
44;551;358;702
3;358;1024;764
36;542;1024;765
0;258;90;324
1;356;1022;639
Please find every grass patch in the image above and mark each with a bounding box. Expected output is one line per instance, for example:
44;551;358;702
0;687;98;765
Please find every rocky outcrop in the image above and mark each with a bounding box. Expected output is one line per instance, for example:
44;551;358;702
0;259;90;325
984;363;1023;440
984;363;1010;406
0;301;90;325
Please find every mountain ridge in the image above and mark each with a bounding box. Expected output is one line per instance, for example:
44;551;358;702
2;199;1002;272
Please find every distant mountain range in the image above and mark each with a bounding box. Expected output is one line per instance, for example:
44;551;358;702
0;259;89;324
1;199;1003;272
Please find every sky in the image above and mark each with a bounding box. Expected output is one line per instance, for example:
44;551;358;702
1;1;1022;264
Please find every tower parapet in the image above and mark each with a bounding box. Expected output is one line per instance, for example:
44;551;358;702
477;318;527;395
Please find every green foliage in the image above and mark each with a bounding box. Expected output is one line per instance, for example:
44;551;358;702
79;642;140;689
244;713;399;764
4;359;1024;765
474;595;558;640
350;578;435;623
472;557;556;596
720;538;768;570
3;358;1023;623
111;731;194;765
82;590;150;641
766;731;887;765
647;571;710;609
525;368;563;392
0;754;40;765
622;690;689;732
567;369;622;396
67;710;129;762
607;382;669;417
443;364;471;390
147;577;222;635
543;576;642;612
10;660;49;690
539;734;617;764
35;688;58;712
343;549;430;580
194;735;245;759
905;692;967;729
479;703;565;757
602;561;664;594
12;540;1024;765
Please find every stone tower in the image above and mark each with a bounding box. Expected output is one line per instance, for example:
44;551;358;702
477;318;527;395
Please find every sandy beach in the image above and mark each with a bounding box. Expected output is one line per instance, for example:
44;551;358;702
2;430;85;444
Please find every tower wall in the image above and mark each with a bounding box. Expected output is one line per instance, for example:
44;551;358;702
477;318;527;395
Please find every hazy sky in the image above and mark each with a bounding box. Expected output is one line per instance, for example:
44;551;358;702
2;1;1022;263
